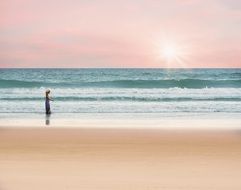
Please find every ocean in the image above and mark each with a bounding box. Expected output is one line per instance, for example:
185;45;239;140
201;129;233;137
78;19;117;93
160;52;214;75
0;68;241;116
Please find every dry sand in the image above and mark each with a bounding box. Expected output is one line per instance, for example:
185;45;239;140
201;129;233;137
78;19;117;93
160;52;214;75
0;125;241;190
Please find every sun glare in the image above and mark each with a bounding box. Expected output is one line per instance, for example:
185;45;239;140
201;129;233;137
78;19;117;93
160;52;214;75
162;46;178;61
155;40;191;67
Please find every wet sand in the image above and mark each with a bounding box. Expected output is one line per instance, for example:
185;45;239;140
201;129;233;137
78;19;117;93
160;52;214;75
0;125;241;190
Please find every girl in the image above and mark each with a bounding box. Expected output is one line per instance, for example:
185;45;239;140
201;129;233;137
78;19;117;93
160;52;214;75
45;89;53;114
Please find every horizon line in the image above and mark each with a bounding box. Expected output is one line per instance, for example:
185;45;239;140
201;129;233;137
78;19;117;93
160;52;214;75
0;67;240;69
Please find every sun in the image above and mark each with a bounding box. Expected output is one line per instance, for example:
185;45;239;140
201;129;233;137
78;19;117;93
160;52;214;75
155;41;191;67
153;35;192;67
161;45;178;61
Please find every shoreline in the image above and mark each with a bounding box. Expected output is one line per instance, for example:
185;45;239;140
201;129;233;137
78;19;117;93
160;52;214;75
0;113;241;129
1;114;241;189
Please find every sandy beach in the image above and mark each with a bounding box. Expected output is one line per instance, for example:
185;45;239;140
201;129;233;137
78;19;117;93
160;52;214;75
1;119;241;190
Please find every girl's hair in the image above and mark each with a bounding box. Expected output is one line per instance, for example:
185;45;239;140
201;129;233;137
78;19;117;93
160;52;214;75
45;89;50;96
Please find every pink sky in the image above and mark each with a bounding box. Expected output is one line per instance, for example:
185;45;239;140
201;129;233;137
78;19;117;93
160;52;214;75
0;0;241;68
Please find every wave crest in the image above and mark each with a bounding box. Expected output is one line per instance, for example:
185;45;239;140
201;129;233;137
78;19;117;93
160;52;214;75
1;78;241;89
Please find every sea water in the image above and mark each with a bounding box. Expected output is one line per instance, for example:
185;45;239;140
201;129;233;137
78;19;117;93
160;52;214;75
0;69;241;116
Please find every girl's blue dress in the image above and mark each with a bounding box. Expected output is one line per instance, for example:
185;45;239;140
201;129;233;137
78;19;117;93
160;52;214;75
45;97;50;114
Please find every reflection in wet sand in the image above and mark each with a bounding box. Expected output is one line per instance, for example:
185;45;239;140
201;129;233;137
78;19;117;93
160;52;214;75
45;114;51;125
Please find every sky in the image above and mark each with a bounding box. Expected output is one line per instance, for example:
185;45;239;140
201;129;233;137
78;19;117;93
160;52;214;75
0;0;241;68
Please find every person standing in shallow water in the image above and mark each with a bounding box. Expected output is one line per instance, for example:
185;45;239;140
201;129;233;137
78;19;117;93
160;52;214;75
45;89;53;114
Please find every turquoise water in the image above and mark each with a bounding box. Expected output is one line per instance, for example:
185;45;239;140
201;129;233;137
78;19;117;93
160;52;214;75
0;69;241;114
